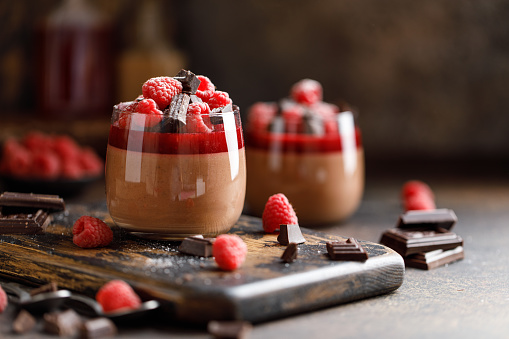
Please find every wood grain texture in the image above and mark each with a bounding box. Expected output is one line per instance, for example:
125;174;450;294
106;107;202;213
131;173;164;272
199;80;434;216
0;203;404;324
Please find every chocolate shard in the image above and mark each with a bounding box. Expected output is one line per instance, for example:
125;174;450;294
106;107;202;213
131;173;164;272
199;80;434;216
379;227;463;257
404;246;464;270
207;320;253;339
12;309;37;334
210;104;233;125
277;224;306;245
179;236;215;257
0;209;51;234
169;93;191;125
303;110;325;136
0;192;65;214
81;317;118;339
30;282;58;297
281;243;298;263
43;309;82;337
190;94;203;104
326;238;369;261
267;105;284;133
397;208;458;230
174;69;201;94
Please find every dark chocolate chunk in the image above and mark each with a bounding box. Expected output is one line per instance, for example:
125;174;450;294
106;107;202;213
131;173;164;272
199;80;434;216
12;309;37;334
174;69;201;94
210;104;233;125
190;94;203;104
232;104;240;114
326;238;369;261
277;224;306;245
43;309;82;337
281;243;298;263
169;93;190;125
404;246;464;270
380;227;463;257
0;209;51;234
30;282;58;297
81;317;117;339
207;320;252;339
0;192;65;214
179;236;215;257
303;110;324;136
397;208;458;230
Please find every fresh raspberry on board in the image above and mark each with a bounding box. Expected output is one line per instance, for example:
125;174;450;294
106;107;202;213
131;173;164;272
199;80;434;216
96;280;141;313
262;193;299;233
72;216;113;248
186;102;212;133
207;91;232;110
290;79;323;106
0;285;7;313
212;234;248;271
142;76;183;109
196;75;215;102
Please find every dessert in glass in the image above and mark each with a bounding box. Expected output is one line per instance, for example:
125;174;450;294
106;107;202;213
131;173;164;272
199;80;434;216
106;70;246;240
245;79;364;226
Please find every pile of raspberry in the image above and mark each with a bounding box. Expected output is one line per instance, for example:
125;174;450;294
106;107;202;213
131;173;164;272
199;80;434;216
113;71;234;133
247;79;345;135
0;131;103;180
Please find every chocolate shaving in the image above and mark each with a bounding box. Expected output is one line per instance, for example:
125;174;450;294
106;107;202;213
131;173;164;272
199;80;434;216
277;224;306;245
207;320;252;339
326;238;368;261
179;236;215;257
174;69;201;94
0;209;51;234
281;243;298;263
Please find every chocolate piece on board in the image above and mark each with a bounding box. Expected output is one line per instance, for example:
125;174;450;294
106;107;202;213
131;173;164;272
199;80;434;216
81;317;118;339
207;320;253;339
397;209;458;230
0;210;51;234
326;238;369;261
277;224;306;245
174;69;201;94
179;236;215;257
281;243;298;263
380;228;463;257
0;192;65;214
43;309;82;337
30;282;58;296
404;246;464;270
12;309;37;334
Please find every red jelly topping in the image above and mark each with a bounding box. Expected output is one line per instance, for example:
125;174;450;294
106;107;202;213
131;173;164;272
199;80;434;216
108;126;244;155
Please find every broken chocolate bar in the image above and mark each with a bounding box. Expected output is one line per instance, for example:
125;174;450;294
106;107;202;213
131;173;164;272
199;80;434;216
404;246;464;270
43;309;82;337
281;243;298;263
303;110;325;136
326;238;369;261
210;104;234;125
207;320;252;339
30;282;58;296
397;209;458;230
12;309;37;334
179;236;215;257
277;224;306;245
0;210;51;234
81;317;117;339
169;93;191;125
380;228;463;257
174;69;201;94
0;192;65;214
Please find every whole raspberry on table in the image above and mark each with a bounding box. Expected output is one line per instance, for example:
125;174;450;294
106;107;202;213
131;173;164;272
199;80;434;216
404;192;436;211
290;79;323;106
142;76;183;109
96;280;141;313
72;216;113;248
212;234;248;271
401;180;435;201
262;193;299;233
0;285;7;313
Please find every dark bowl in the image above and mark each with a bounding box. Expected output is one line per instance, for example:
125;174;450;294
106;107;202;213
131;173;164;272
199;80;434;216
0;175;102;197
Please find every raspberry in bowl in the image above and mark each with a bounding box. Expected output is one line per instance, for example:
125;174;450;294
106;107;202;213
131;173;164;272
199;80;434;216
245;79;364;226
105;70;246;240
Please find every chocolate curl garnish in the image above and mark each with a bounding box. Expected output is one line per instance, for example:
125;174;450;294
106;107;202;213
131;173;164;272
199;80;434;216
174;69;201;94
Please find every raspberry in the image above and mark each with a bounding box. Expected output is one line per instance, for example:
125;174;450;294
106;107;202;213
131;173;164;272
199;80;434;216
1;139;33;177
207;91;232;110
0;285;7;313
142;76;182;109
73;216;113;248
262;193;299;233
135;98;164;127
78;148;104;176
212;234;248;271
290;79;323;105
61;158;85;180
23;131;54;152
401;180;434;201
52;135;80;161
31;150;61;179
248;102;278;132
186;102;212;133
196;75;215;102
404;193;436;211
96;280;141;313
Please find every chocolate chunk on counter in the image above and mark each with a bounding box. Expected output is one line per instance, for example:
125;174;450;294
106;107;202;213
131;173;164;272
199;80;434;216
179;236;215;257
397;208;458;230
207;320;252;339
0;192;65;214
81;317;117;339
30;282;58;296
174;69;201;94
0;210;51;234
12;309;37;334
404;246;464;270
43;309;82;337
380;228;463;257
277;224;306;245
326;238;368;261
281;243;298;263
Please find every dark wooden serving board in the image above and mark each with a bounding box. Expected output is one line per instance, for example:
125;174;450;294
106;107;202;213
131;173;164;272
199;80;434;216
0;203;404;324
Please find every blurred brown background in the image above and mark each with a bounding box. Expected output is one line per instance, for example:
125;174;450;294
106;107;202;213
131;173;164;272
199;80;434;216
1;0;508;175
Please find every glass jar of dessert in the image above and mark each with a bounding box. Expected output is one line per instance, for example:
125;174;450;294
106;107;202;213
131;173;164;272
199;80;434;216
106;70;246;240
245;79;364;226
